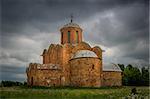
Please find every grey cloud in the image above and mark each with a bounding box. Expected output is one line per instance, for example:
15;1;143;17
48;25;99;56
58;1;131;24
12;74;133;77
1;51;29;63
1;65;25;74
0;65;26;81
90;3;148;47
120;39;149;61
0;33;60;66
1;37;41;64
0;72;26;82
84;2;149;65
2;0;146;35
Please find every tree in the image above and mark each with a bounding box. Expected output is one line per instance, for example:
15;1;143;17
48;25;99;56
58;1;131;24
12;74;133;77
141;67;149;86
1;81;23;87
23;81;27;86
123;64;142;86
118;64;125;71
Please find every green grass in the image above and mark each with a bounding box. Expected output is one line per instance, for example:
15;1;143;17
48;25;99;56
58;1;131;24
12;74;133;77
0;86;149;99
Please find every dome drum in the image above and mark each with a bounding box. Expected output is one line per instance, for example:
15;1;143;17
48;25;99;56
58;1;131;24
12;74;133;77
60;22;82;45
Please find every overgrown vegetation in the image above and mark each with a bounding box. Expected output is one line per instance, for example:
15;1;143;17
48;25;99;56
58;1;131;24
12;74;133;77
0;81;27;87
118;64;149;86
0;86;149;99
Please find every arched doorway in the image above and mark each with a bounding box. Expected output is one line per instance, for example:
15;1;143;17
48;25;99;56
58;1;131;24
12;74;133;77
31;77;33;86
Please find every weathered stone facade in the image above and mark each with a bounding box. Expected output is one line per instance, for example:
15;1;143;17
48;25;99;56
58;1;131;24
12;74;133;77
26;20;122;87
70;57;102;87
27;63;63;86
102;71;122;87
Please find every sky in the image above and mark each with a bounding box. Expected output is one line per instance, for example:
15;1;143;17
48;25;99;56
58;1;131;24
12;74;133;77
1;0;149;82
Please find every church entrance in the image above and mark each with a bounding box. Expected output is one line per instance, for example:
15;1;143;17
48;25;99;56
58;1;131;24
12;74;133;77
60;76;65;86
31;77;33;86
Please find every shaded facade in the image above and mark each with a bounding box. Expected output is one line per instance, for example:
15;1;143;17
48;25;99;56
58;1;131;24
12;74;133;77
26;20;122;87
102;63;122;86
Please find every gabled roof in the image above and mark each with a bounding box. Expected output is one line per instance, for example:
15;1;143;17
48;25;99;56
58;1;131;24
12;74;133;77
41;49;47;55
103;63;122;72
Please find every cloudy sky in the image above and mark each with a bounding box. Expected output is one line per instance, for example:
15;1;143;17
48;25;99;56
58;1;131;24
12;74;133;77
1;0;149;82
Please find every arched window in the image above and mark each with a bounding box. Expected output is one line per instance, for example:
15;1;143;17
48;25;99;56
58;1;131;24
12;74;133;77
92;64;94;69
61;32;63;43
76;31;78;43
68;31;70;43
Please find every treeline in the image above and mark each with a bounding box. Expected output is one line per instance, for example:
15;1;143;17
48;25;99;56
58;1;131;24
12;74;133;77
118;64;149;86
0;81;27;87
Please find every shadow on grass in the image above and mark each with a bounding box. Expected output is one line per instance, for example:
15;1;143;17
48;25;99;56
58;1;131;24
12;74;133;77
20;85;123;90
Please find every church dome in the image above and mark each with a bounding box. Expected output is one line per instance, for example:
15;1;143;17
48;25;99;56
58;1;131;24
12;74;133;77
103;63;122;72
61;22;81;29
72;50;98;59
60;21;83;44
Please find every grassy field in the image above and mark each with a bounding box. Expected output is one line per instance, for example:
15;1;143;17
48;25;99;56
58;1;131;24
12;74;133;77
0;86;149;99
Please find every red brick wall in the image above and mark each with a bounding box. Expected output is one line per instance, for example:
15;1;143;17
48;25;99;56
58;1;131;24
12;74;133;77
102;71;122;86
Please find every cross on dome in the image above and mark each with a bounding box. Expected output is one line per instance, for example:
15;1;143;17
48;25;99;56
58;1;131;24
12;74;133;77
70;14;73;23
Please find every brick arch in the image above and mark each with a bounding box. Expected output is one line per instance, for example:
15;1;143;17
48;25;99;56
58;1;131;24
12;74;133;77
92;46;102;59
71;42;92;53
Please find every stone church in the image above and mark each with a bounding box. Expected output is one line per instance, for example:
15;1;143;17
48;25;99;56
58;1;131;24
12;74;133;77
26;18;122;87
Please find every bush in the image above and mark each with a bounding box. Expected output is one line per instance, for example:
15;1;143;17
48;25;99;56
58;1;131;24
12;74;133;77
0;81;23;87
118;64;149;86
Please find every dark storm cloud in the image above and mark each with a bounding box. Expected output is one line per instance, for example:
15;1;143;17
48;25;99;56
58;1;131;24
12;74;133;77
88;3;148;47
1;0;149;81
0;64;26;81
121;39;149;61
1;72;25;82
1;65;25;74
2;0;147;35
83;2;149;65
